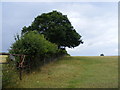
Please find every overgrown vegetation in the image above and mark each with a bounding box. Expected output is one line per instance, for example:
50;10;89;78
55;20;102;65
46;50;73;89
9;31;67;70
8;10;82;71
10;31;58;55
2;57;19;88
3;11;83;88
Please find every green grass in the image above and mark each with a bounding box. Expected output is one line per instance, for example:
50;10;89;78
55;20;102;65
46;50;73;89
3;56;118;88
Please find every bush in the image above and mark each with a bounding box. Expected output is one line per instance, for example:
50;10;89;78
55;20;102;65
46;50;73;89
9;31;58;69
10;31;57;56
100;54;104;56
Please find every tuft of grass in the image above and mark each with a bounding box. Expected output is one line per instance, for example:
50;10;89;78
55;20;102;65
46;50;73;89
3;56;118;88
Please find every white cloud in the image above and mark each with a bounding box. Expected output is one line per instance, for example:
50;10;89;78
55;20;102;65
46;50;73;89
2;2;118;56
63;3;118;56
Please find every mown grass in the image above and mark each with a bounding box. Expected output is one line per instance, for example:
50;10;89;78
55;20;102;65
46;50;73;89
3;56;118;88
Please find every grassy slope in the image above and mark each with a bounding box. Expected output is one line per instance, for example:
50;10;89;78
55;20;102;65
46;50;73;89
5;56;118;88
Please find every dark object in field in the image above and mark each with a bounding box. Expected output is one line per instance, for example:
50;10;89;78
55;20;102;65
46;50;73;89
100;54;104;56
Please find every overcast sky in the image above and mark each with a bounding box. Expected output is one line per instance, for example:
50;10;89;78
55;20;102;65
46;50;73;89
1;2;118;56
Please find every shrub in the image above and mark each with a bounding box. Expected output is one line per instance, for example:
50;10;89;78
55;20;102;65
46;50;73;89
10;31;57;56
9;31;58;69
100;54;104;56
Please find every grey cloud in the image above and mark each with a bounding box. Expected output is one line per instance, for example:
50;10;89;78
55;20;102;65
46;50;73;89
2;2;118;56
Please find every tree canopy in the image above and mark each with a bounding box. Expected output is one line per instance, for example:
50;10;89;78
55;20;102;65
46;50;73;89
22;11;83;48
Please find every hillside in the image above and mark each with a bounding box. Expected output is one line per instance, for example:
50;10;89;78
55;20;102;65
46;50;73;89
3;56;118;88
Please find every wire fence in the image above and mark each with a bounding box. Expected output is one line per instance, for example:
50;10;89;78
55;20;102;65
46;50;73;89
0;53;29;80
1;53;63;81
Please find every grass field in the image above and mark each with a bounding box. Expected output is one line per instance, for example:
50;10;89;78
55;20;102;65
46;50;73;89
3;56;118;88
0;55;8;63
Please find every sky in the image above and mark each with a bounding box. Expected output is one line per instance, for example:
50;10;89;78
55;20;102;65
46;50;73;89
1;2;118;56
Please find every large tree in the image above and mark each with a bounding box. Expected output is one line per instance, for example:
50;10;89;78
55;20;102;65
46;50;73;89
22;11;83;48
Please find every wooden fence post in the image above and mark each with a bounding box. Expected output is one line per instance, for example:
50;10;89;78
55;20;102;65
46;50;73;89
19;66;22;80
19;55;22;80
